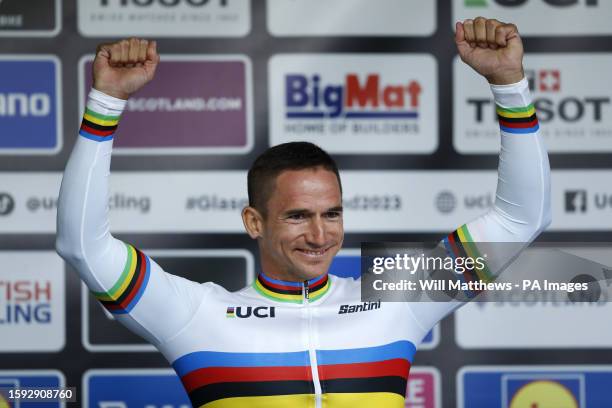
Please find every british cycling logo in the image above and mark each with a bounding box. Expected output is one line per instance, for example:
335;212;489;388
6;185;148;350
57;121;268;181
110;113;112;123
226;306;276;318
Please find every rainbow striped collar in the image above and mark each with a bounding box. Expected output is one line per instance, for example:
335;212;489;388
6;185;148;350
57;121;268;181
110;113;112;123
253;272;331;304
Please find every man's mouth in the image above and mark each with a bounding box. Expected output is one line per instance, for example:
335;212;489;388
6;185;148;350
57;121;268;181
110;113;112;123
296;247;331;258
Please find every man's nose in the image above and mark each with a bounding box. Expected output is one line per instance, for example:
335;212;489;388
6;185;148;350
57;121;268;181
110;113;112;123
306;217;326;247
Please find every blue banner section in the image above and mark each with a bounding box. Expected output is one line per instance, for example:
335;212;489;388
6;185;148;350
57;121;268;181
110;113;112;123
0;373;62;408
329;255;361;279
462;367;612;408
329;254;436;346
87;371;190;407
0;59;59;151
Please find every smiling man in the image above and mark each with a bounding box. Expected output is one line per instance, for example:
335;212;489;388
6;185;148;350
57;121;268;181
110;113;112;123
56;17;550;408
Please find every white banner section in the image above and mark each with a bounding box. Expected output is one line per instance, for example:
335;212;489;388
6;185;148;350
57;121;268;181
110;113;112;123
455;247;612;349
0;170;611;233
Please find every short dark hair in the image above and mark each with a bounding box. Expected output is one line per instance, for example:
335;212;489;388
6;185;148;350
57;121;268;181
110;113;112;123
247;142;342;216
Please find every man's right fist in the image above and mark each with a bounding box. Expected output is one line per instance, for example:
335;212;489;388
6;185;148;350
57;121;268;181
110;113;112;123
92;38;159;100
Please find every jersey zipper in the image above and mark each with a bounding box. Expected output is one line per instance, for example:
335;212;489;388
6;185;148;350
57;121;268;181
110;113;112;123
304;280;322;408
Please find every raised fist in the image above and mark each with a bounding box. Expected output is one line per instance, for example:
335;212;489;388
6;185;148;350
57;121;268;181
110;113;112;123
455;17;524;85
92;38;160;100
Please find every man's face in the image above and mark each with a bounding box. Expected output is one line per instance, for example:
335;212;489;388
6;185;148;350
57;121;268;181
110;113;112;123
258;167;343;282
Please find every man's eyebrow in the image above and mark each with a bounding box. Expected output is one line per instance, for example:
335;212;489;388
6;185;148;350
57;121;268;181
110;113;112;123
327;206;343;212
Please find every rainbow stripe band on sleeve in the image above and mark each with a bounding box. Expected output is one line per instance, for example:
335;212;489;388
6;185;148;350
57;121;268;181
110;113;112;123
496;103;539;134
443;224;493;298
92;243;150;314
79;107;120;142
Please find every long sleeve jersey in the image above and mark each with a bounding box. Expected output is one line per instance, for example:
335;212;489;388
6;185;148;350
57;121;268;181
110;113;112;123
56;78;551;408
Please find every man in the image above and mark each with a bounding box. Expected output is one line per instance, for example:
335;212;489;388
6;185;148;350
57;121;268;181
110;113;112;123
56;18;550;408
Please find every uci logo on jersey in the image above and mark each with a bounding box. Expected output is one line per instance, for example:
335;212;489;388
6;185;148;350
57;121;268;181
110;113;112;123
226;306;276;318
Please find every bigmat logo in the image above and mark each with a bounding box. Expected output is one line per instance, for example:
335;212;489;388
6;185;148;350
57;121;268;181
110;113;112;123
78;0;249;37
0;251;65;352
453;0;612;35
405;367;441;408
454;54;612;154
0;56;62;154
459;366;612;408
83;249;254;351
269;54;438;154
0;371;65;408
81;55;253;155
0;0;60;37
267;0;435;36
84;369;190;408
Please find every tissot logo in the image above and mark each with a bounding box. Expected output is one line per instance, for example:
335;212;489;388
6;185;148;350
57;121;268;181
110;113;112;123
565;190;587;213
226;306;276;318
338;300;381;314
78;0;249;37
0;192;14;215
454;54;612;154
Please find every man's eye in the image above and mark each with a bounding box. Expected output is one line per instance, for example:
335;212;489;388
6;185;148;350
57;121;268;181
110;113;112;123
288;213;306;220
326;211;341;219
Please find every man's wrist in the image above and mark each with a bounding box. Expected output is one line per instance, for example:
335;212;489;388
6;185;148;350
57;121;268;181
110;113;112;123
91;85;129;101
87;88;127;119
486;68;525;86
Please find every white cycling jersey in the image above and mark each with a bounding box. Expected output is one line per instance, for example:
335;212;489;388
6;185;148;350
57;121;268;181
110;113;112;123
56;78;550;408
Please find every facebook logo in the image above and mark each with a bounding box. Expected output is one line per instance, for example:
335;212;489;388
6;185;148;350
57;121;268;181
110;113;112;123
0;57;61;153
565;190;587;213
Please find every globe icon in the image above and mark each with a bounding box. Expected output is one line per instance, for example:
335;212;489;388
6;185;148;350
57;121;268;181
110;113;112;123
435;191;456;214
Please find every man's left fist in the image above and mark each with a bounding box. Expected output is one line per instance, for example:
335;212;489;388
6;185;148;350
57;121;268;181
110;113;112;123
455;17;524;85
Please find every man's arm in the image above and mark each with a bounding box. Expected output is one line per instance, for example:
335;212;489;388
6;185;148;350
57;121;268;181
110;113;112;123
407;18;551;335
56;39;207;346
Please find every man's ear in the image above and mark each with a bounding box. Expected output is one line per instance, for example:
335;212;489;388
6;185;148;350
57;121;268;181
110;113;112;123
242;206;264;239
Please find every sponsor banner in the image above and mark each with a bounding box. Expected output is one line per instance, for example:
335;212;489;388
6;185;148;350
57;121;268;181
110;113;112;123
83;249;254;352
331;249;439;349
406;367;441;408
0;370;65;408
269;54;438;154
458;366;612;408
80;55;253;154
0;251;65;352
77;0;250;37
84;369;190;408
456;246;612;348
453;0;612;36
0;0;60;37
267;0;435;36
0;56;62;154
454;54;612;154
1;170;611;233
